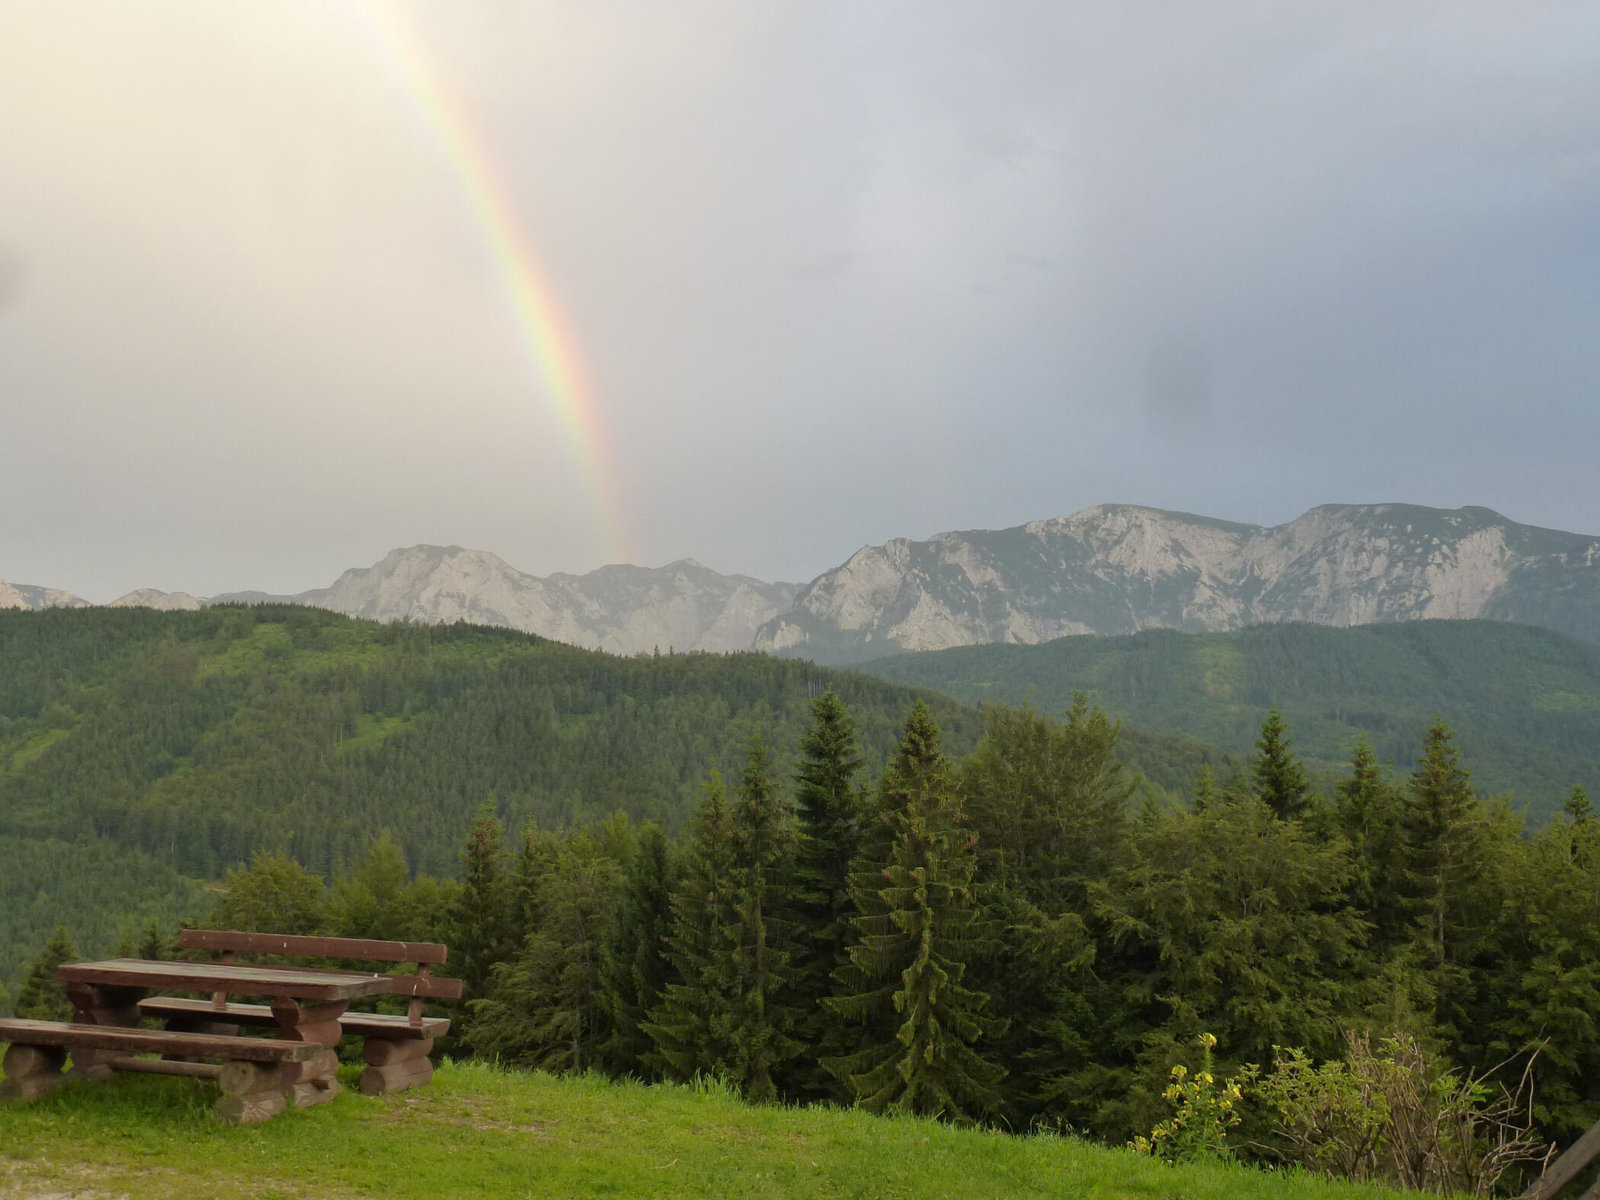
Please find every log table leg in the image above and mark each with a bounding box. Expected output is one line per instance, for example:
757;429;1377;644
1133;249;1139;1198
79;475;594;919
65;982;146;1079
214;1061;286;1125
359;1037;435;1096
270;1000;347;1108
1;1044;68;1101
66;982;144;1028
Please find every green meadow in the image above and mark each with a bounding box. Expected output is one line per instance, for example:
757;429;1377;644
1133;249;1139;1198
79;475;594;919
0;1060;1421;1200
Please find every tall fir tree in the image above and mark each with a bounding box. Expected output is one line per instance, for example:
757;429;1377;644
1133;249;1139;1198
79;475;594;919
1481;808;1600;1142
960;698;1134;1121
824;702;1006;1122
450;799;517;1022
1084;797;1363;1141
138;921;167;961
789;689;865;1099
14;926;78;1021
1402;718;1482;970
1334;735;1408;954
643;771;740;1082
324;831;411;940
962;696;1134;913
717;736;804;1102
596;823;677;1078
208;851;324;933
1565;784;1594;824
1253;706;1312;821
507;823;562;943
467;829;623;1073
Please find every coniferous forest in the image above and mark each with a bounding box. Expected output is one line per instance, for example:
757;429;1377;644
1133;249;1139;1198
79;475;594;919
6;606;1600;1193
0;606;1228;991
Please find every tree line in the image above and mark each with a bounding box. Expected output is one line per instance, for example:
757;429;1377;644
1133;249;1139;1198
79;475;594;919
14;689;1596;1189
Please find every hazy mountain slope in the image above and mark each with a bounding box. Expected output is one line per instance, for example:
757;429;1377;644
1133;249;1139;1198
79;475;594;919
859;618;1600;819
211;545;798;655
0;580;90;610
755;504;1600;663
109;588;202;611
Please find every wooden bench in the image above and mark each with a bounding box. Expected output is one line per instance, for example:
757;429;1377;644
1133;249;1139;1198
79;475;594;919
138;930;462;1096
0;1017;324;1124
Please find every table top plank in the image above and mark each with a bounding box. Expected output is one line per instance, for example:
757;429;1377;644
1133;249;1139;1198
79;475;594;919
59;958;393;1001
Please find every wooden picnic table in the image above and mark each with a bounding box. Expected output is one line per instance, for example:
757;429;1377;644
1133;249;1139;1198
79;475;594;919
55;957;394;1119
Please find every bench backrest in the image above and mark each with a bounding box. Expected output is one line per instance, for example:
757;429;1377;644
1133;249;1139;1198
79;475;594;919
178;929;464;1023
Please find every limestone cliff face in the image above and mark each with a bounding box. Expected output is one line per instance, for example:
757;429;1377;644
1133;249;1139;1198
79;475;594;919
0;580;90;610
752;504;1600;663
212;545;799;656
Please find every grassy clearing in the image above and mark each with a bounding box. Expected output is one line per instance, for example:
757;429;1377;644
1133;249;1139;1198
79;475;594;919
0;1060;1423;1200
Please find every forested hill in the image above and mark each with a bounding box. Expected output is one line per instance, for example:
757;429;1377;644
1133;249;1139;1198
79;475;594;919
0;605;1226;990
858;618;1600;820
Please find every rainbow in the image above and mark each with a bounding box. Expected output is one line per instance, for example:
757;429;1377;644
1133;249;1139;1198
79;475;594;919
353;1;631;564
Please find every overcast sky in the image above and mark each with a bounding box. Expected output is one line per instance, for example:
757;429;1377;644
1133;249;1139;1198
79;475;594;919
3;2;1598;601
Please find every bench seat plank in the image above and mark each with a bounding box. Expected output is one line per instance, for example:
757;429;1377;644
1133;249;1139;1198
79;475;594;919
0;1018;320;1062
138;996;450;1039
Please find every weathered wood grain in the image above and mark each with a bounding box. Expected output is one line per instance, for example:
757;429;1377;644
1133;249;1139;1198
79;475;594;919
214;1089;287;1125
180;929;449;965
0;1019;321;1062
362;1036;435;1067
59;959;391;1002
359;1056;433;1096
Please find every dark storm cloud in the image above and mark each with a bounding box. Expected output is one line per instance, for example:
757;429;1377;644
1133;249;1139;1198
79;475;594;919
1;1;1596;599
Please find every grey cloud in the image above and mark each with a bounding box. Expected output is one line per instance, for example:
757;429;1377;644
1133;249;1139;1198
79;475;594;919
0;1;1596;600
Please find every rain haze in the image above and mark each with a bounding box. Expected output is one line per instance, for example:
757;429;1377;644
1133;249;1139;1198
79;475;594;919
2;1;1598;601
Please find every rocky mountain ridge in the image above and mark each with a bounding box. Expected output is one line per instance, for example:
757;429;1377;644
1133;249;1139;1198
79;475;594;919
210;546;800;656
751;503;1600;662
9;502;1600;660
0;580;91;611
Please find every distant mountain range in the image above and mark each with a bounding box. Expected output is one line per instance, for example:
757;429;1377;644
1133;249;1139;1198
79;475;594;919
6;503;1600;661
212;548;799;656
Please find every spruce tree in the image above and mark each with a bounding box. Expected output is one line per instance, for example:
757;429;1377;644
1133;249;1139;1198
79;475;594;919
208;851;325;933
1334;735;1407;952
643;771;739;1082
507;823;561;942
824;703;1006;1122
718;736;803;1102
962;696;1134;913
790;690;865;1098
1565;784;1593;824
1253;707;1311;821
15;926;77;1021
1087;797;1363;1141
597;823;677;1078
959;697;1136;1122
138;921;166;960
325;831;410;940
1402;719;1481;969
468;832;622;1073
450;799;516;1014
